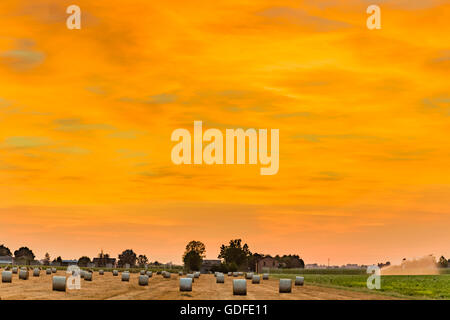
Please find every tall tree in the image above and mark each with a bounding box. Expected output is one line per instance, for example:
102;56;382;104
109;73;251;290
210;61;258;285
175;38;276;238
183;251;203;271
43;252;51;265
184;241;206;258
118;249;137;267
137;254;149;267
78;256;91;267
182;240;206;271
0;244;12;256
218;239;252;269
14;247;35;265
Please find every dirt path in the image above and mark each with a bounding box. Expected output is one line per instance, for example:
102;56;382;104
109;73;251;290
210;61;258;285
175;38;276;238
0;271;396;300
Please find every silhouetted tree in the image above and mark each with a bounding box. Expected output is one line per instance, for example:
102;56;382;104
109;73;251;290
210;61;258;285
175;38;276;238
137;255;149;267
183;251;203;271
218;239;252;270
14;247;35;265
78;256;91;267
118;249;137;267
0;244;12;256
184;241;206;258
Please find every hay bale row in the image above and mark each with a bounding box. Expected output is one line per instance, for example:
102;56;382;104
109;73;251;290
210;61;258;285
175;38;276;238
295;276;304;286
279;279;292;293
233;279;246;295
252;275;260;284
84;272;92;281
2;271;12;283
179;278;192;291
19;269;29;280
138;275;149;286
52;276;66;291
216;273;225;283
187;273;195;283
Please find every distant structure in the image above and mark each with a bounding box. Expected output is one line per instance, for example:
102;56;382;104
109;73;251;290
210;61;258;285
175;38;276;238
61;259;78;266
93;250;116;267
0;256;14;265
256;256;279;273
200;259;221;273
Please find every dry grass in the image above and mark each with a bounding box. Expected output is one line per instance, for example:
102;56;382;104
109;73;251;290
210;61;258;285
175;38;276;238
0;270;397;300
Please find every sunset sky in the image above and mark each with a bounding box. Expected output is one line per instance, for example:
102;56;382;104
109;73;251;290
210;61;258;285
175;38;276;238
0;0;449;266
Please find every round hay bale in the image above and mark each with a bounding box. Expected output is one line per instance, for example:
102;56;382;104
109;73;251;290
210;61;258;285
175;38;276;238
187;273;195;283
140;270;145;275
233;279;247;295
156;271;161;275
146;271;152;277
113;270;119;276
163;272;171;279
19;269;29;280
2;271;12;283
216;273;225;283
263;273;269;280
228;272;232;276
178;271;183;276
46;268;52;275
194;272;200;278
122;272;130;282
52;276;66;291
51;268;57;273
33;268;40;277
138;275;149;286
252;275;260;284
99;270;104;275
179;278;192;291
279;279;292;293
232;272;238;277
12;267;18;274
295;276;304;286
246;272;254;280
84;272;92;281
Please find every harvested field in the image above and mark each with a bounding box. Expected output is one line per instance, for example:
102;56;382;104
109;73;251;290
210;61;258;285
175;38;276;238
0;271;396;300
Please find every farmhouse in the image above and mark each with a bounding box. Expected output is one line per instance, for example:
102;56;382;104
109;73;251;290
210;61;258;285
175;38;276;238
92;257;116;268
200;259;221;273
256;257;279;273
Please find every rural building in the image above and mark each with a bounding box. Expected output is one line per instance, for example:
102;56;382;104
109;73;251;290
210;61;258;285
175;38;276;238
0;256;14;265
256;257;279;273
200;259;221;273
92;257;116;267
61;260;78;266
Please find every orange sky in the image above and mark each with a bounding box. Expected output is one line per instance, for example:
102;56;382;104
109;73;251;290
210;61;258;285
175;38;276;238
0;0;449;265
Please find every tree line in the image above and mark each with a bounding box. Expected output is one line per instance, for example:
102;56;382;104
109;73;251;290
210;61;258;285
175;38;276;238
182;239;305;272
